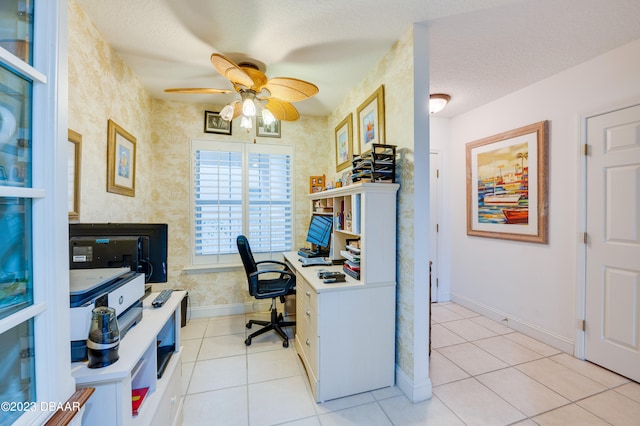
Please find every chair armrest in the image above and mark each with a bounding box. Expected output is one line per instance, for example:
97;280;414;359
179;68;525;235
255;260;289;268
249;269;295;281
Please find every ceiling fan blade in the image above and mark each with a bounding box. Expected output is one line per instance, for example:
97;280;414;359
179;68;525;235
241;66;268;91
210;53;254;88
264;78;319;102
265;98;300;121
164;88;232;94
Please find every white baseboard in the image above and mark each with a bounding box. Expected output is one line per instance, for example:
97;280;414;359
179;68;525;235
395;365;432;403
187;300;272;320
451;294;574;354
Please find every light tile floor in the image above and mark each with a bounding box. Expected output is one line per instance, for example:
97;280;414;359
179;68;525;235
180;302;640;425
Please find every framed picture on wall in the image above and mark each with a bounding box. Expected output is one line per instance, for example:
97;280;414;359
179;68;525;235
466;120;548;243
204;110;232;135
257;116;281;137
107;119;136;197
356;85;385;154
335;113;353;171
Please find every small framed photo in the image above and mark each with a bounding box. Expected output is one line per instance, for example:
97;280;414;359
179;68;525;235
257;116;281;138
107;119;136;197
335;113;353;172
310;175;325;193
204;110;232;135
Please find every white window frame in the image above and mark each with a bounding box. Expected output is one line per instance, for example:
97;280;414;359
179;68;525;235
190;139;295;267
0;1;75;425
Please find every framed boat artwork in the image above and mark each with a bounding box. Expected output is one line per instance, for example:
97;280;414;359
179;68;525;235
466;121;548;243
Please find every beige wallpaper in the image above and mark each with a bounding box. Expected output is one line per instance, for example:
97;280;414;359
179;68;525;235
68;0;154;221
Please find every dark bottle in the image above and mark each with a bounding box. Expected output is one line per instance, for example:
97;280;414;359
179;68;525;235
87;306;120;368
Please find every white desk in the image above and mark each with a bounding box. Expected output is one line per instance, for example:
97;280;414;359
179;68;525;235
283;252;395;402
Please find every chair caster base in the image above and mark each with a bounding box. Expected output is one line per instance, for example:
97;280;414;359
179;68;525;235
245;337;252;346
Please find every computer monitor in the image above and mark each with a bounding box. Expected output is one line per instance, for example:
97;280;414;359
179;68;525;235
305;214;333;252
69;223;168;283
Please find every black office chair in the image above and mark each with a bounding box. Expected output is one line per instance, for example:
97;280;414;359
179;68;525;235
237;235;296;348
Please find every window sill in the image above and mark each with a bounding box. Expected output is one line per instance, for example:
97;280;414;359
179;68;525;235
183;264;243;274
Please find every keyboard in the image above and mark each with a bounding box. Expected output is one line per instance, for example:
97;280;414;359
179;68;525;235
299;257;332;267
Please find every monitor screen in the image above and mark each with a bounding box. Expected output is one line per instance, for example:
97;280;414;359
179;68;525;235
305;214;332;249
69;223;168;283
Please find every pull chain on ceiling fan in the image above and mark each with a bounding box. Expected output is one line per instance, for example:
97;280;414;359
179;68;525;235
165;53;319;130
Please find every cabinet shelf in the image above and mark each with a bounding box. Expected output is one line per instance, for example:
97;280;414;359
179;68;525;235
308;183;398;284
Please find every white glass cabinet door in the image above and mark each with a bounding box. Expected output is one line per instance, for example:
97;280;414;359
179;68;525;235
0;1;36;424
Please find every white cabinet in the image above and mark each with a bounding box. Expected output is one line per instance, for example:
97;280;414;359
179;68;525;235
71;291;185;426
287;182;399;402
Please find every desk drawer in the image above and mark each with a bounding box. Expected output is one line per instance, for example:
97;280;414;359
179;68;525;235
297;318;318;375
298;278;318;336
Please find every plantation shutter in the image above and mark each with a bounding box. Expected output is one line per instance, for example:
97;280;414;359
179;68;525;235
193;142;243;259
247;146;292;253
191;140;293;264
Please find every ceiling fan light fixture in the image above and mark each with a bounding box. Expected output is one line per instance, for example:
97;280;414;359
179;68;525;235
242;98;256;116
240;91;257;117
261;108;276;126
240;115;253;129
429;93;451;114
220;103;235;121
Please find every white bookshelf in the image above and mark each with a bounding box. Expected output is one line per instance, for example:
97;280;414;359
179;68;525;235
309;182;399;283
71;291;185;426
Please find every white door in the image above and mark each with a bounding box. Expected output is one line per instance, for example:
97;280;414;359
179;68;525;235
430;152;440;302
585;104;640;382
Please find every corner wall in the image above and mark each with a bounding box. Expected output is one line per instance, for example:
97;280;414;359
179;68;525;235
448;38;640;351
326;26;429;398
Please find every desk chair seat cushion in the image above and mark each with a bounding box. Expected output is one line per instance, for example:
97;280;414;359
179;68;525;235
250;275;296;299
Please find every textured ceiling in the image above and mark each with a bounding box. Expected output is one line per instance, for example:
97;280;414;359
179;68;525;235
75;0;640;118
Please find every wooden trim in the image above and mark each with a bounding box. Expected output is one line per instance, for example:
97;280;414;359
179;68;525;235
68;129;82;221
44;388;95;426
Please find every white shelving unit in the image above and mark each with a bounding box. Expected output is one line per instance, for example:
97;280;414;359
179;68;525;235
286;182;399;402
71;291;185;426
310;182;399;283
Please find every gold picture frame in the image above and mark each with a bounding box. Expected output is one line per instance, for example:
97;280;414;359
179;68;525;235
356;85;385;154
335;113;353;172
68;129;82;221
466;120;548;243
107;119;136;197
